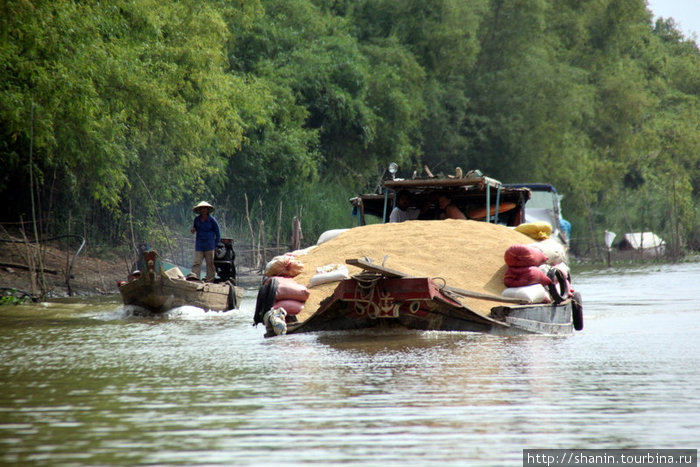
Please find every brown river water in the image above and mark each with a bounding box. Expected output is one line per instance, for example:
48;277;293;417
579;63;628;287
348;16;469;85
1;262;698;466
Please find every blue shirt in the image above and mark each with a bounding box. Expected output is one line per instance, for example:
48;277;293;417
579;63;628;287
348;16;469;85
193;215;221;251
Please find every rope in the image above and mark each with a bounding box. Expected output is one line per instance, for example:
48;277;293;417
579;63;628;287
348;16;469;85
351;271;382;316
431;277;447;289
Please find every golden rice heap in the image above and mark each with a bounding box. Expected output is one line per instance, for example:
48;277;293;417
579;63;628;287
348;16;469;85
291;219;535;320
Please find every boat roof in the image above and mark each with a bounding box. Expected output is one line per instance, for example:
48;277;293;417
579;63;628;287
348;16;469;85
350;172;531;225
503;183;559;194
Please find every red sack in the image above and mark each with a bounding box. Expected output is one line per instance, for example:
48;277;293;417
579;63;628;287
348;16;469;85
274;276;311;302
504;266;553;287
273;299;305;316
504;244;548;267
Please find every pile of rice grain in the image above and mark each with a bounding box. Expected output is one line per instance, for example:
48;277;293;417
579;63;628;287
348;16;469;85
290;219;535;320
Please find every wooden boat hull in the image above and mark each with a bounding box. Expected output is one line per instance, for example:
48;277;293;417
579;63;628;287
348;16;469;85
120;276;242;313
286;276;574;336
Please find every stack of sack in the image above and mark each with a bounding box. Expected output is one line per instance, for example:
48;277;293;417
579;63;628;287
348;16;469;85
533;238;573;302
259;252;352;336
263;254;310;317
502;234;572;304
503;245;551;288
261;252;354;327
270;276;310;317
502;244;552;303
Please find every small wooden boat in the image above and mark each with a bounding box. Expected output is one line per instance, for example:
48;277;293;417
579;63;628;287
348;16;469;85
119;248;243;313
254;169;583;337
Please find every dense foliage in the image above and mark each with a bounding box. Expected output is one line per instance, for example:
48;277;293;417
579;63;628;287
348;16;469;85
1;0;698;257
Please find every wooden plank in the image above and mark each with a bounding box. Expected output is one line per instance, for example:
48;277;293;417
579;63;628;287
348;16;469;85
383;178;484;188
382;176;502;189
345;258;526;304
346;258;406;278
443;285;526;304
0;261;59;275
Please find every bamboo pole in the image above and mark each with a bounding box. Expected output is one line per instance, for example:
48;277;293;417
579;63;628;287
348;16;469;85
129;198;137;257
66;210;73;296
276;200;282;249
671;177;681;258
580;189;602;262
19;220;37;298
27;102;47;296
291;216;302;251
244;194;256;268
259;198;266;267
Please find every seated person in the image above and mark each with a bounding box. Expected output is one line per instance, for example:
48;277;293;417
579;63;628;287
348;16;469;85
439;195;467;220
390;190;423;223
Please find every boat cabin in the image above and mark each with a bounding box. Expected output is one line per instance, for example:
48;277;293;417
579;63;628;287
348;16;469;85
503;183;570;246
350;172;531;227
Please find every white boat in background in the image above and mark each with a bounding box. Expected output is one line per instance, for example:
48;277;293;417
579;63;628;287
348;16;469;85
618;232;666;257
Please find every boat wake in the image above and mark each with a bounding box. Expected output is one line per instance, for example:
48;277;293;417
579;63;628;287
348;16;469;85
119;304;234;320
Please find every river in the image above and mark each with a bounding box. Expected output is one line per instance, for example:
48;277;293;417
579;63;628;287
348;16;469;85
1;262;698;466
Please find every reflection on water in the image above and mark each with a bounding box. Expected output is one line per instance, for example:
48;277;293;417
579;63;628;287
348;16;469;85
1;263;699;465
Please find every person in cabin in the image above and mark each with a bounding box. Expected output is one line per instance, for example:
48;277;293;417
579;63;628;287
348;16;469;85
438;195;467;220
390;190;422;223
189;201;221;282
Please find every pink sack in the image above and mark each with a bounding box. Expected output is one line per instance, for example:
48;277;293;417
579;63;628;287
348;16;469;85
273;299;305;316
274;276;311;302
504;266;552;287
504;244;548;267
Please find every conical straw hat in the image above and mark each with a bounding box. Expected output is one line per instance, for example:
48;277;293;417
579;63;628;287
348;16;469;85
193;201;215;213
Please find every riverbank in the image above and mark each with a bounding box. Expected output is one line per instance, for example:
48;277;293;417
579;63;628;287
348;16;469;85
3;233;693;302
0;241;127;299
0;240;264;301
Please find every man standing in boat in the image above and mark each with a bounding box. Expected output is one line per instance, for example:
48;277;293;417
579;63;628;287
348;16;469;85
189;201;221;282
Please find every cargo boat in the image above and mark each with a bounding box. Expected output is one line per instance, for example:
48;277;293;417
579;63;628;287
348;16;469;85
255;170;582;337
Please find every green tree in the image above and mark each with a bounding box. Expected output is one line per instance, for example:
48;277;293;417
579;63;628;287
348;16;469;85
0;0;264;241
